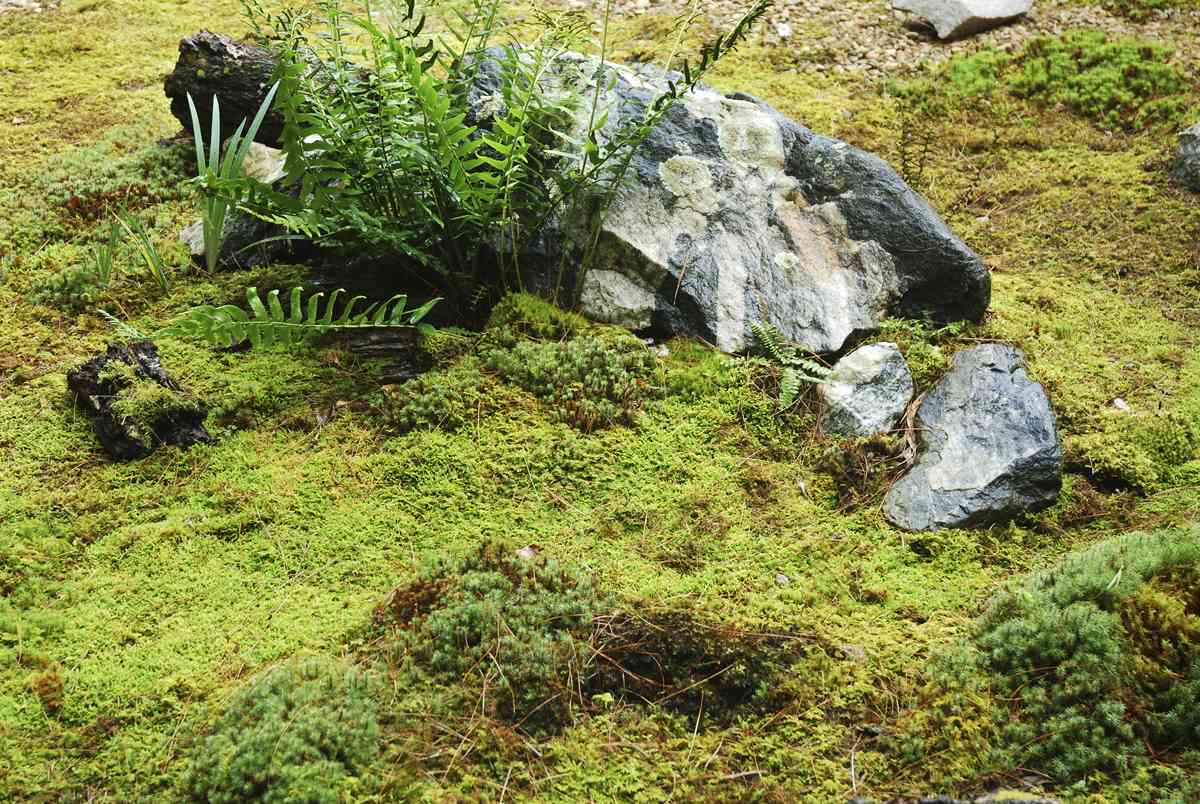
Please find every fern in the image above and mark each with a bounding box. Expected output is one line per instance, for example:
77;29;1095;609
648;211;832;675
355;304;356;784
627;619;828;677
750;322;829;410
234;0;771;304
161;286;439;349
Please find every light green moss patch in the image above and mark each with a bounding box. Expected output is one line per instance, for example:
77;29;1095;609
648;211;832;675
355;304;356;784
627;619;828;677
0;3;1198;802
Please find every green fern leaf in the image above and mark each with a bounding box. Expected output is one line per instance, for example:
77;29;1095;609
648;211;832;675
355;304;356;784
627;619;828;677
159;286;439;349
779;367;801;411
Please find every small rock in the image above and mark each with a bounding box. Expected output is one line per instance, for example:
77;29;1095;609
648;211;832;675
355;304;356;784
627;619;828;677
883;344;1062;530
1111;397;1131;412
819;342;914;438
66;341;213;460
1172;122;1200;193
775;21;793;38
892;0;1032;39
775;573;791;586
516;545;539;561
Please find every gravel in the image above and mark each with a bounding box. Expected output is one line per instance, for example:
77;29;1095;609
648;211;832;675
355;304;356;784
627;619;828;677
0;0;48;12
572;0;1200;77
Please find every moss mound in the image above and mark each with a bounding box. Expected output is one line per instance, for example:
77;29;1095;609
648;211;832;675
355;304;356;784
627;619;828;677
370;541;794;733
1067;412;1200;491
975;527;1200;782
184;658;380;803
371;540;607;731
383;294;661;434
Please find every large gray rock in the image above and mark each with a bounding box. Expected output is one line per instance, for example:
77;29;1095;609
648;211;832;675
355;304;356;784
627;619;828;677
472;54;990;354
883;344;1061;530
819;342;914;437
892;0;1032;40
1172;123;1200;192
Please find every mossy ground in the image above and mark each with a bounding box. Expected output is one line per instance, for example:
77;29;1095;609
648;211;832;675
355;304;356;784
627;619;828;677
1;0;1199;801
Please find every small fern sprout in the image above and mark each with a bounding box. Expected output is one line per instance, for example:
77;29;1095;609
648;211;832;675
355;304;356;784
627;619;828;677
750;321;830;411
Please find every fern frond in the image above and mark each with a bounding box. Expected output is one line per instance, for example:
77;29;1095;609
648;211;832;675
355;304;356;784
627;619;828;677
160;286;439;349
750;321;789;365
778;367;801;410
751;320;829;410
96;309;149;341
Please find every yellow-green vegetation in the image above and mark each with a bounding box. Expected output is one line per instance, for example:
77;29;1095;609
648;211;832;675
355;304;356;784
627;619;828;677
98;359;202;443
1092;0;1198;22
2;1;1200;802
893;30;1194;132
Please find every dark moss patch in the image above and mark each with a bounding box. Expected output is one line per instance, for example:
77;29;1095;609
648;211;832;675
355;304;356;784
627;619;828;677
588;608;800;722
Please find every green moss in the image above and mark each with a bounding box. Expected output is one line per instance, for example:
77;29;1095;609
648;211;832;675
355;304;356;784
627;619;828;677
95;358;203;445
380;359;499;434
1068;412;1200;492
484;291;588;348
973;527;1200;782
184;657;380;803
892;31;1194;133
485;336;661;431
418;326;476;366
1097;0;1195;23
370;539;606;731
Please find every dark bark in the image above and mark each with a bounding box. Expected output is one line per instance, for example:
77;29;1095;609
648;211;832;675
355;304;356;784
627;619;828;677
67;342;213;460
164;30;282;146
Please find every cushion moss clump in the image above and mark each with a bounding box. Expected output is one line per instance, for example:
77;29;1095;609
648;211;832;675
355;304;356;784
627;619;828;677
974;527;1200;782
370;542;794;732
484;292;588;348
1100;0;1185;22
1010;31;1192;132
486;336;660;431
184;658;380;804
1067;411;1200;492
900;31;1193;132
381;360;495;433
371;539;607;731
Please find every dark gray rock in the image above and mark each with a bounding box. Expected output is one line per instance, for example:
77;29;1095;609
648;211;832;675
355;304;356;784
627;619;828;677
164;30;283;146
892;0;1032;39
1172;123;1200;192
470;55;990;353
67;342;213;460
819;342;913;437
883;344;1061;530
180;211;297;270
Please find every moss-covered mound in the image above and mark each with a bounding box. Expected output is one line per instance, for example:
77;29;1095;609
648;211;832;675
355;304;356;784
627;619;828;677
184;658;380;804
368;540;795;735
898;30;1195;132
975;528;1200;782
